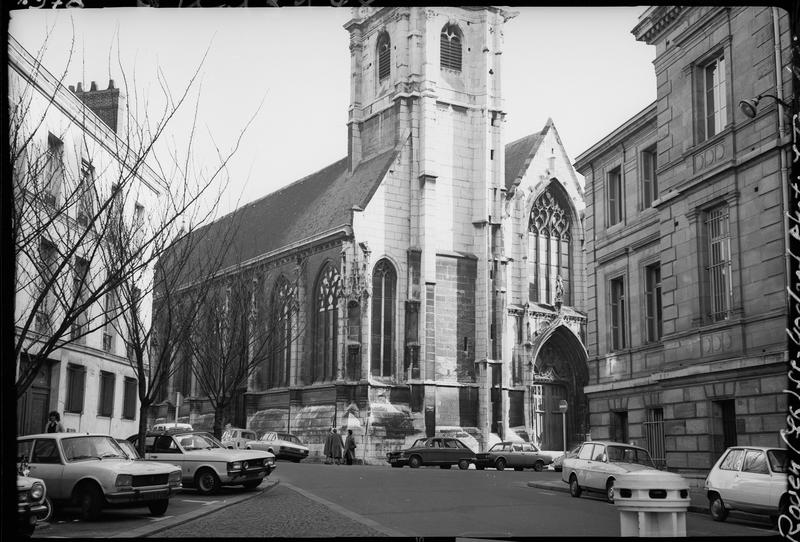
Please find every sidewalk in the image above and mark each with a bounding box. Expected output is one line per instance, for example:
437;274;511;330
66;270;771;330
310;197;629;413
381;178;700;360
527;478;708;514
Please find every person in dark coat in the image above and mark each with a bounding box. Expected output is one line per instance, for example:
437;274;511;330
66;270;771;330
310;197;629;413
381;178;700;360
323;428;334;464
330;428;344;465
46;411;65;433
344;429;357;465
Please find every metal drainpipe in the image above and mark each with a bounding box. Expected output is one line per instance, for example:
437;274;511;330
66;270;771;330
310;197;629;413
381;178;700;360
771;7;790;314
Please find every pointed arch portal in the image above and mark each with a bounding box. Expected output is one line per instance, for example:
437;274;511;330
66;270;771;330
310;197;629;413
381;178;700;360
528;325;588;451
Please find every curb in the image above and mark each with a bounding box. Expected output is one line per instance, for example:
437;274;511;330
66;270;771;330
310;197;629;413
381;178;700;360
526;481;708;514
111;480;281;538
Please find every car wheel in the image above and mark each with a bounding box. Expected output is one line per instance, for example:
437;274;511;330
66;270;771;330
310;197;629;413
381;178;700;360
195;468;221;495
605;479;615;503
569;474;582;498
709;494;728;522
242;479;262;490
534;460;544;472
495;458;506;471
77;484;103;521
409;455;422;469
148;499;169;516
458;459;470;470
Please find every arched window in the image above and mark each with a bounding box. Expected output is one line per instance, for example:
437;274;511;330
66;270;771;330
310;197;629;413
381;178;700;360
529;183;572;305
377;31;391;81
314;264;342;383
371;259;396;377
440;24;462;72
266;277;294;389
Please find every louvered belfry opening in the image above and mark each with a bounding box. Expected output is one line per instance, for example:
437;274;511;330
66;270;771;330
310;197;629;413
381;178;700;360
440;24;462;71
377;32;391;81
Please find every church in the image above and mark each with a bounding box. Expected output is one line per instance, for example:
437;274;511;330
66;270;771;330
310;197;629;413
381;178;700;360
162;6;589;463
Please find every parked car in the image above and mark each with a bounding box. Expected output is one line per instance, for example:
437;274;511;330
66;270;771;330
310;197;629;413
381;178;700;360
552;445;581;472
561;440;658;503
128;430;275;494
17;433;182;521
17;459;48;538
152;422;193;432
222;427;259;450
704;445;788;522
434;427;480;454
386;437;476;469
245;431;309;462
474;441;553;471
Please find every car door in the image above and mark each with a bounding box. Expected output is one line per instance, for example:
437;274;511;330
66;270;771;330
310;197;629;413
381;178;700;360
713;448;745;505
148;435;188;479
24;437;66;499
574;443;595;485
424;438;444;464
585;443;607;490
734;449;773;512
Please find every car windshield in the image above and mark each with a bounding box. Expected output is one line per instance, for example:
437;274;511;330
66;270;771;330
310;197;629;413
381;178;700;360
62;436;125;461
278;434;300;445
116;440;140;460
176;433;223;451
410;439;427;448
260;433;276;441
768;449;787;473
606;445;655;466
221;430;236;441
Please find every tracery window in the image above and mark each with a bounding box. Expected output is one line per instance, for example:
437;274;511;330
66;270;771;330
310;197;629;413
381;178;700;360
440;24;462;72
528;183;572;305
314;264;342;383
377;31;391;81
371;259;396;377
266;277;294;388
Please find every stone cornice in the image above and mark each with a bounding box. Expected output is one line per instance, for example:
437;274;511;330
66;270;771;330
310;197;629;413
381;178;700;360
632;6;686;46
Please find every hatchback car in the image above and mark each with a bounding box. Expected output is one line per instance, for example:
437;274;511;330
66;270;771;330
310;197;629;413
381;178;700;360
386;437;476;469
561;440;658;503
222;428;259;450
245;431;309;462
704;445;788;522
129;430;275;494
18;433;182;521
474;441;553;471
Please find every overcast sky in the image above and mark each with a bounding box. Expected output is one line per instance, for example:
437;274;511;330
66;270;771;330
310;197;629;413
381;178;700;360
10;6;656;217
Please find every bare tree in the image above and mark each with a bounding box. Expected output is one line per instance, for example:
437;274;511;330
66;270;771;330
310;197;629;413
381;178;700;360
184;260;306;440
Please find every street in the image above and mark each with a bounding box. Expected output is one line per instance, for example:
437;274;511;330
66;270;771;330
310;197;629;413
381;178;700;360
36;462;778;538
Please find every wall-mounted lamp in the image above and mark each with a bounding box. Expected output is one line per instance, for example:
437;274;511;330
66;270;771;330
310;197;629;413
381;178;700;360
738;93;791;119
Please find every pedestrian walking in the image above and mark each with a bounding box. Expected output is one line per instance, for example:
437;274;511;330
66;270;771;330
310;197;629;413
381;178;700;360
323;427;334;464
330;428;344;465
46;411;65;433
344;429;357;465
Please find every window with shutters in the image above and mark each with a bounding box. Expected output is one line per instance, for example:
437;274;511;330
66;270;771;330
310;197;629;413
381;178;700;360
644;263;662;343
640;146;658;209
71;258;90;344
66;364;86;413
371;259;396;378
377;31;390;81
607;166;623;226
44;133;64;207
440;24;462;72
610;276;626;351
98;371;115;417
123;377;137;419
36;239;57;334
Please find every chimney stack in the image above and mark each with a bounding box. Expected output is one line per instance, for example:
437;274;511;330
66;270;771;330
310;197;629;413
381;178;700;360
71;79;125;134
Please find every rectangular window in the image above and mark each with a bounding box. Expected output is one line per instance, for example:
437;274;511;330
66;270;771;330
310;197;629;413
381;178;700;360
103;287;117;352
134;202;145;226
706;205;731;321
644;407;666;469
699;55;727;141
71;258;90;343
98;371;115;417
36;240;57;334
65;364;86;413
123;377;137;420
607;167;623;226
77;160;94;226
610;276;626;350
45;133;64;206
641;146;658;208
645;263;663;343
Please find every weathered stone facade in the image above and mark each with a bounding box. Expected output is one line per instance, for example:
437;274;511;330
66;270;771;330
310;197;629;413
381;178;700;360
576;6;790;480
157;6;588;463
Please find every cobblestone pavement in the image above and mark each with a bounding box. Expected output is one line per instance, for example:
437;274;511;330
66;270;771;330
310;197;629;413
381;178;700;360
150;482;387;538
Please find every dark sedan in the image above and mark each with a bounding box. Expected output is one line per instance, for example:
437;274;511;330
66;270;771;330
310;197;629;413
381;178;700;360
386;437;476;469
474;441;553;471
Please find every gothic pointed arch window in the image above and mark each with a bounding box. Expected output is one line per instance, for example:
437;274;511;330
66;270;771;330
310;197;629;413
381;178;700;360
377;31;391;81
440;24;462;72
314;263;342;383
265;276;294;389
528;182;572;305
371;259;396;377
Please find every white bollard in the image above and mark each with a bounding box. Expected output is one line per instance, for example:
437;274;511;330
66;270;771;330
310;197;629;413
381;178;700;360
615;470;690;537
